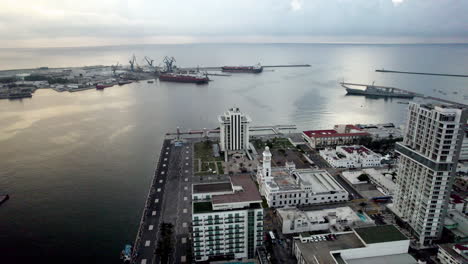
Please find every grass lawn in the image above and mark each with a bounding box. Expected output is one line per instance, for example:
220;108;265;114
252;137;294;150
194;141;223;162
194;141;225;175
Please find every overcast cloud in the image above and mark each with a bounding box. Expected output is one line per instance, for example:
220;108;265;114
1;0;467;47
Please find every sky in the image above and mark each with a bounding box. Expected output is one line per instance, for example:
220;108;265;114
0;0;467;48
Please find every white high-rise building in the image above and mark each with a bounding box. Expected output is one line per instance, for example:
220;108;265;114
218;107;251;152
191;175;263;262
392;103;468;246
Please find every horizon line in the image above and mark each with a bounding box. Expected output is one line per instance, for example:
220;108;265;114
1;41;468;50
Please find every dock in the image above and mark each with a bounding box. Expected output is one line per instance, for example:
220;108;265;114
376;69;468;78
180;64;310;72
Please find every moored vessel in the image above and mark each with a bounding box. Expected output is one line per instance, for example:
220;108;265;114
96;84;114;90
118;80;132;85
341;82;415;98
221;63;263;73
159;72;209;84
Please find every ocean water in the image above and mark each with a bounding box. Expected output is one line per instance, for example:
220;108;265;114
0;44;467;263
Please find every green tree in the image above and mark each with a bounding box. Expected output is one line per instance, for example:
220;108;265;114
357;173;370;182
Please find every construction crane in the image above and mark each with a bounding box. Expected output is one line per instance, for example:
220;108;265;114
129;55;136;72
163;56;176;73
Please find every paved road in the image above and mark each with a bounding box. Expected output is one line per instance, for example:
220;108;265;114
133;139;193;264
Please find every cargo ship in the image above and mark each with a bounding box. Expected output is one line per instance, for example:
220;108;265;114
159;72;209;84
341;82;415;98
221;63;263;73
96;84;114;90
118;80;132;85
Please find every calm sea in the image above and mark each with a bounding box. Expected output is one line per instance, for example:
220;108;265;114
0;44;467;263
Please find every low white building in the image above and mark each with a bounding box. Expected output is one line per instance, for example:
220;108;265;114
320;145;382;168
356;123;403;140
277;206;374;234
437;244;468;264
257;147;348;208
293;225;416;264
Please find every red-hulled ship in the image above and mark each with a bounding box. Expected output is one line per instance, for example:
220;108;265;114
96;84;114;89
159;73;209;84
221;63;263;73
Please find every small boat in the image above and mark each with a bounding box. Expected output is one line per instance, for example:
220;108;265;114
96;84;113;90
147;80;154;83
120;244;132;263
0;194;9;205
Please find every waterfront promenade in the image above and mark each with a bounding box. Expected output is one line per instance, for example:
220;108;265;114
132;139;193;264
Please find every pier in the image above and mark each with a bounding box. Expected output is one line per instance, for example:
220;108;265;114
376;69;468;78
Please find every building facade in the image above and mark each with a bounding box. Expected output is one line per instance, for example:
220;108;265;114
392;103;468;246
257;147;349;208
218;107;251;152
192;175;263;262
460;124;468;161
437;244;468;264
319;145;382;168
302;125;370;149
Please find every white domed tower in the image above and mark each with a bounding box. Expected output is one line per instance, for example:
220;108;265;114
262;146;272;179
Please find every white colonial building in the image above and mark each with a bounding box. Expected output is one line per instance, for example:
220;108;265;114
277;206;374;234
192;175;263;262
257;147;349;208
319;145;382;168
218;107;251;153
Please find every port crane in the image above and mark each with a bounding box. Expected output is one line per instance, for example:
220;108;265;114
144;56;155;67
163;56;176;73
129;55;136;72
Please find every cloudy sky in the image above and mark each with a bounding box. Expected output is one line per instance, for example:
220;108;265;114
1;0;467;48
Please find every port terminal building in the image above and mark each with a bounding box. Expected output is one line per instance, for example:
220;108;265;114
303;125;370;149
191;174;263;262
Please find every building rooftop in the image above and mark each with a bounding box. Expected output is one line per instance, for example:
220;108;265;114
439;243;468;264
266;168;345;193
354;225;407;244
212;174;262;205
294;233;365;264
303;125;369;138
193;182;233;194
277;206;364;224
346;254;417;264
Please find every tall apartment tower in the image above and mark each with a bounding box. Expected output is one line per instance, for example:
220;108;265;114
218;107;251;152
392;103;468;246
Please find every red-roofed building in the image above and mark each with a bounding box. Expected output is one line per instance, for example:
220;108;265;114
303;125;370;149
